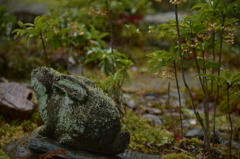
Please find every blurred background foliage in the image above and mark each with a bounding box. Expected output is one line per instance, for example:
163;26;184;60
0;0;154;80
0;0;240;80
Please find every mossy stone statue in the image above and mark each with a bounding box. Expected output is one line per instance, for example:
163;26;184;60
31;67;130;155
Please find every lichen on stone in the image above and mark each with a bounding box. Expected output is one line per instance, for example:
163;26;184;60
31;67;130;155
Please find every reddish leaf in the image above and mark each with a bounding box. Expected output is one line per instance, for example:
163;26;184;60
39;149;67;159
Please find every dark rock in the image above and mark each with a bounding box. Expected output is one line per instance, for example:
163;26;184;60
0;82;35;119
221;138;240;150
185;128;203;140
2;128;160;159
216;132;240;149
145;93;156;100
185;128;220;144
31;67;130;155
198;102;215;110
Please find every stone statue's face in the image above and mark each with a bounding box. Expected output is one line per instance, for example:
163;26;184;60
31;67;57;89
31;67;89;102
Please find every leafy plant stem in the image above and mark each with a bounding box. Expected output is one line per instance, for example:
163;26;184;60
174;4;211;151
173;60;183;138
66;49;70;71
212;28;217;146
218;16;225;77
192;47;210;142
105;0;116;76
226;84;233;158
113;73;126;114
189;25;210;141
189;21;211;149
40;32;49;67
192;47;204;91
60;41;69;70
213;14;225;147
201;49;211;147
167;82;175;136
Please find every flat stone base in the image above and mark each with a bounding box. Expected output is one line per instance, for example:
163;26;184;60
2;128;160;159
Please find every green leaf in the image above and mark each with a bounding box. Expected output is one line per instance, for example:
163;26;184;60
27;36;34;47
196;73;219;81
11;29;23;34
24;23;35;27
157;29;176;39
99;73;116;91
220;70;240;85
33;16;41;25
224;18;239;26
59;28;72;35
17;21;25;29
147;61;168;73
191;3;206;10
84;55;99;64
64;38;75;45
98;32;109;39
205;60;219;69
213;0;221;11
181;108;195;118
116;59;133;67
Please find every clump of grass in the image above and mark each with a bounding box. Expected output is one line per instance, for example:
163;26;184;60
0;108;42;148
122;110;174;154
0;149;10;159
162;152;195;159
0;120;26;148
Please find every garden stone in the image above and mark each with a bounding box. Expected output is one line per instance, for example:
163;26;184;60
144;12;187;25
31;67;130;155
145;93;156;100
2;128;160;159
216;132;240;149
142;114;163;126
0;82;35;119
185;128;221;144
185;128;203;140
147;107;162;115
125;99;136;109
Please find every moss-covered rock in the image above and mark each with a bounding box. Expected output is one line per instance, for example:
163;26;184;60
31;67;130;155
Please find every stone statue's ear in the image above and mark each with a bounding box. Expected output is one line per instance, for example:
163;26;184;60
53;75;89;103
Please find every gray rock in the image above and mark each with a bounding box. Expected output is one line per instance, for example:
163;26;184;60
2;128;160;159
142;114;163;126
159;92;184;100
145;93;156;100
31;67;130;155
215;132;240;149
5;2;49;16
185;128;221;144
0;82;35;119
144;12;186;24
221;140;240;150
185;128;202;139
147;107;162;115
171;99;186;107
125;99;137;109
